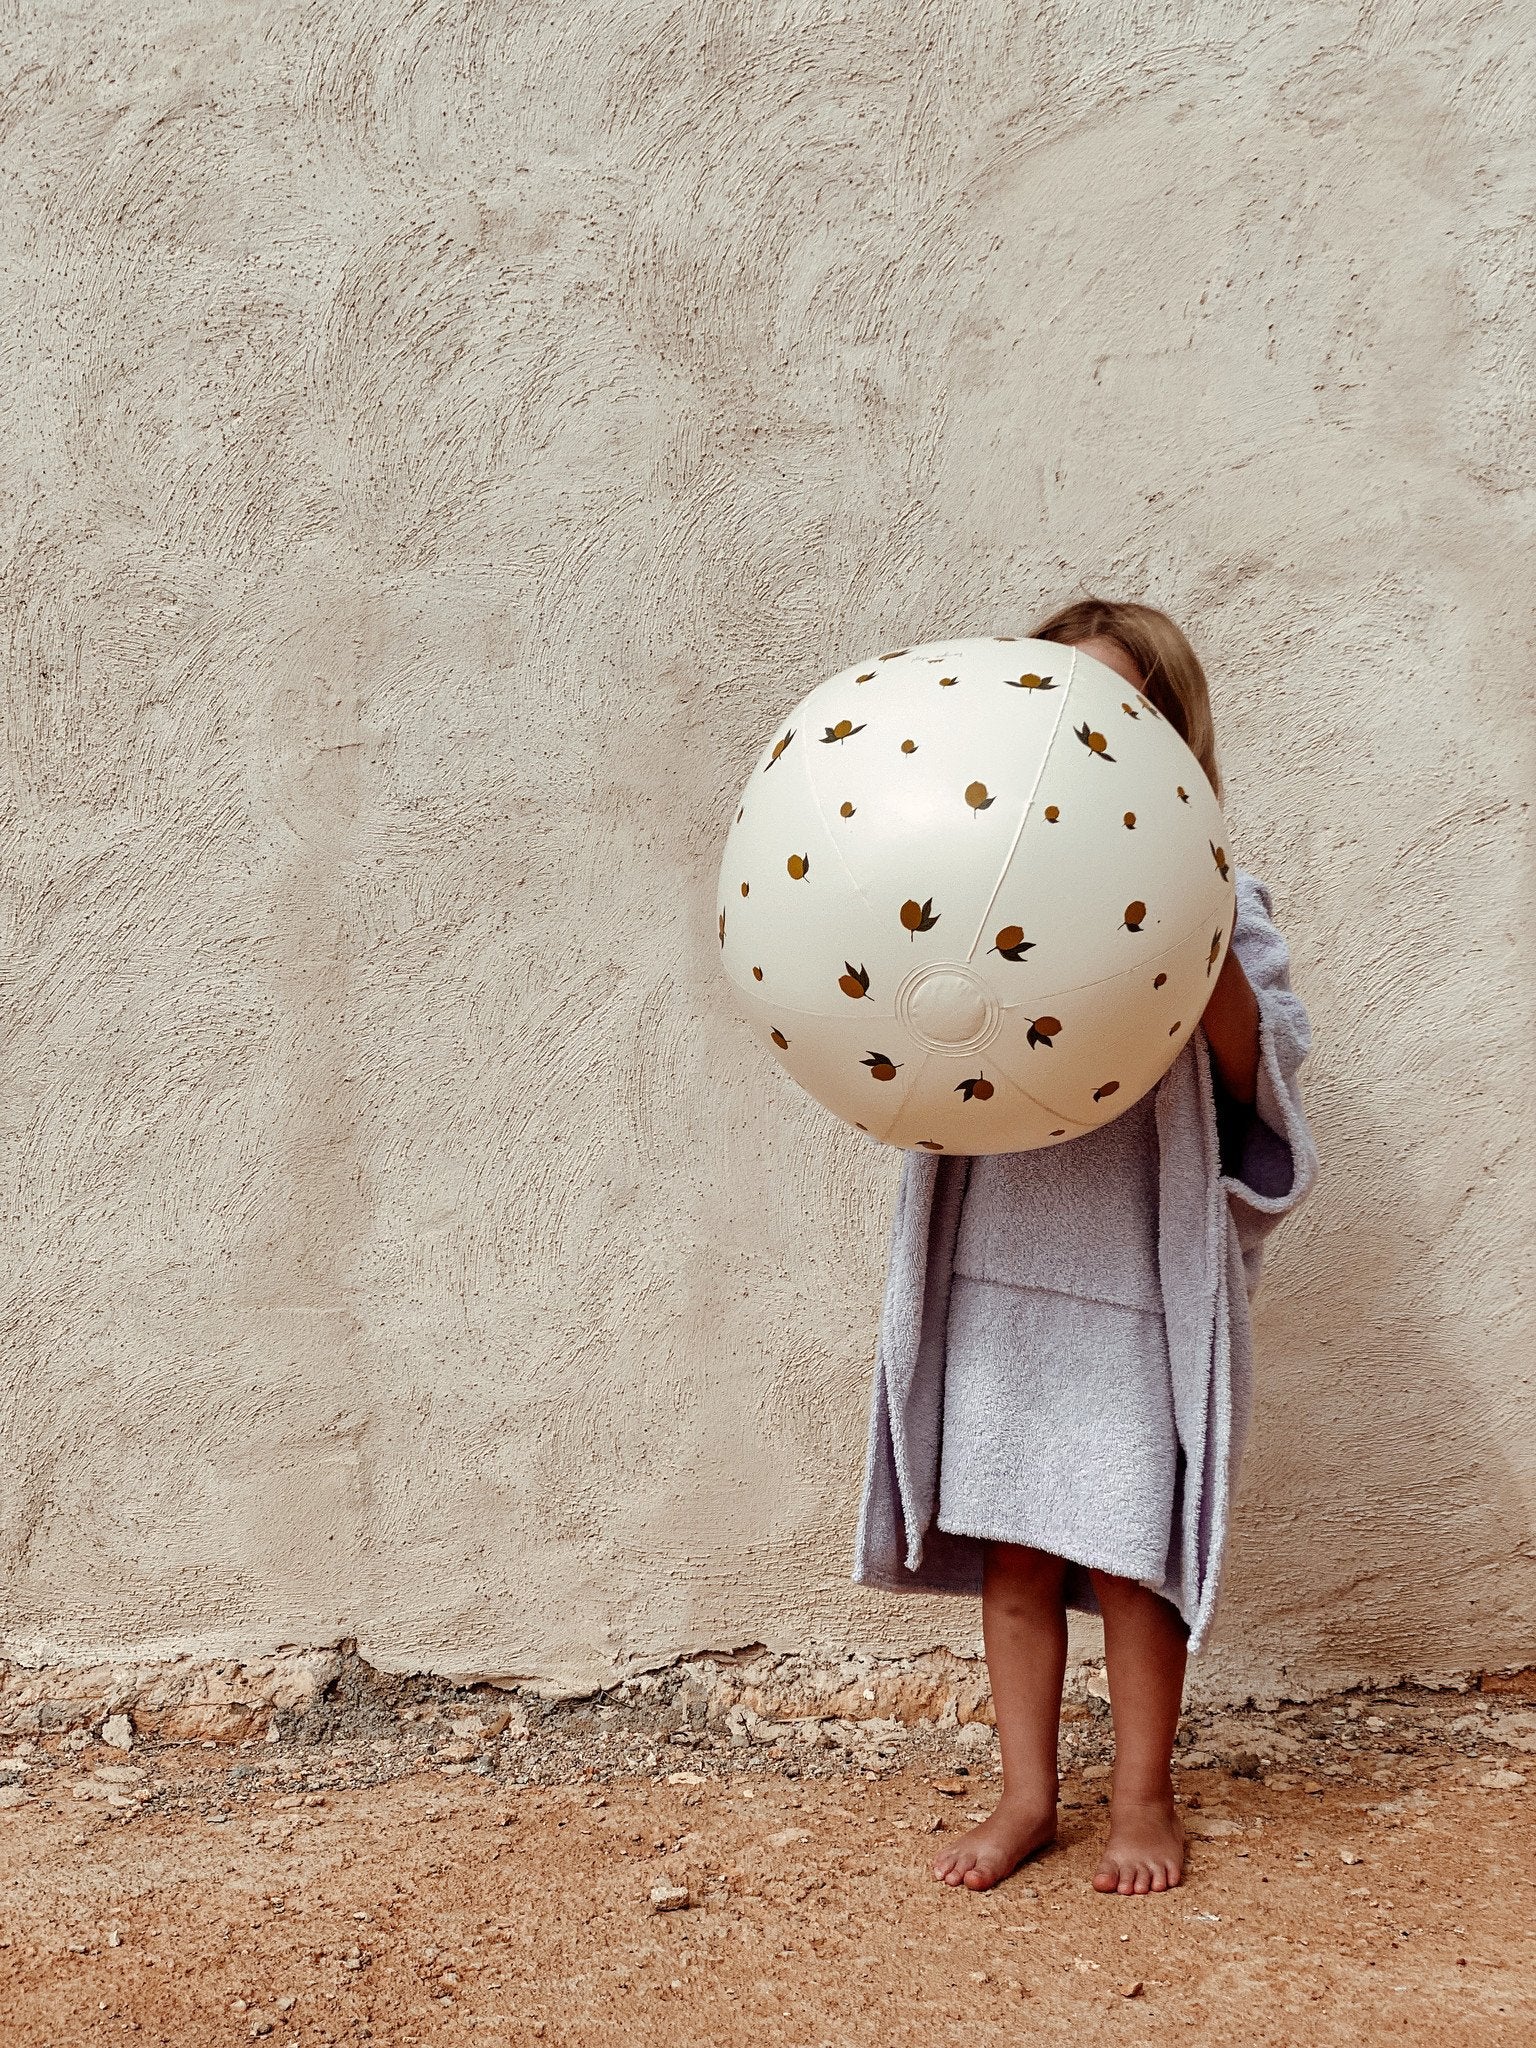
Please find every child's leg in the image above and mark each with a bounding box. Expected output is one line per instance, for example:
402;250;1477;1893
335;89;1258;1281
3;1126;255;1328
1087;1569;1188;1895
932;1542;1065;1890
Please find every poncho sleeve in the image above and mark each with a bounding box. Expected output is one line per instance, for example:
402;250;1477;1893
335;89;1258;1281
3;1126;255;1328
1209;870;1321;1289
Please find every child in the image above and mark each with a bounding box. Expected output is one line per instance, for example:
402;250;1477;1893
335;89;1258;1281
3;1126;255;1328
852;597;1320;1896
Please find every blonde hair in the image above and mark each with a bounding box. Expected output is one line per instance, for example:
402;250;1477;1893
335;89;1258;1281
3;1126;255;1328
1028;596;1223;804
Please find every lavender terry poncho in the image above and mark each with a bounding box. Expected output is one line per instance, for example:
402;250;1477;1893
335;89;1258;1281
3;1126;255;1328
851;867;1321;1654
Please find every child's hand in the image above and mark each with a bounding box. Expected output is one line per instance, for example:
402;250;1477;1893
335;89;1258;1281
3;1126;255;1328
1202;914;1260;1103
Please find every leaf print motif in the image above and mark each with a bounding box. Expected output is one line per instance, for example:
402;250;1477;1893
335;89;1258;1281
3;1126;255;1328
1074;721;1114;760
1206;928;1222;975
861;1052;903;1081
917;1138;945;1151
1093;1080;1120;1102
854;671;876;683
1123;812;1136;829
839;962;871;999
1121;700;1140;718
1003;672;1056;690
899;738;918;754
821;719;866;743
1177;785;1189;803
786;853;810;879
838;800;855;817
718;910;726;946
937;675;960;688
770;1028;789;1048
1210;840;1230;880
1123;900;1147;932
1153;972;1167;988
899;897;939;938
878;649;909;660
955;1075;994;1101
1026;1014;1062;1049
991;924;1035;963
1043;804;1060;823
765;729;795;769
964;781;995;812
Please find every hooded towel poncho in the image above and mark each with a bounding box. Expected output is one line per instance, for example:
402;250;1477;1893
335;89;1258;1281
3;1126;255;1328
850;867;1321;1654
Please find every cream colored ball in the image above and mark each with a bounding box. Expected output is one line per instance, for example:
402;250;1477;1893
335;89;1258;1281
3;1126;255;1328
716;635;1235;1154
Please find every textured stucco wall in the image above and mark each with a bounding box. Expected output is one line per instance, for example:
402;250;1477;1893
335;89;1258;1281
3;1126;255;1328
3;2;1531;1701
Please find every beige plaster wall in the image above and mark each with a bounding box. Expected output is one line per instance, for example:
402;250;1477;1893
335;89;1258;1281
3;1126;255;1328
2;2;1531;1703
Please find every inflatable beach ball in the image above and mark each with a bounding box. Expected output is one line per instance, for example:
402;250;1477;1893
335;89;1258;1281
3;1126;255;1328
715;636;1235;1154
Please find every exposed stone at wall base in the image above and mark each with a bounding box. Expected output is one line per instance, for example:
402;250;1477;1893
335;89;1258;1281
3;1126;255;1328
0;1650;346;1744
3;1642;1532;1755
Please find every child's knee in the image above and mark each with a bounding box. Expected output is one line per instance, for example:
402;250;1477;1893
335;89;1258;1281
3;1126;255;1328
984;1542;1068;1602
1086;1565;1137;1598
1087;1566;1160;1610
1087;1568;1190;1634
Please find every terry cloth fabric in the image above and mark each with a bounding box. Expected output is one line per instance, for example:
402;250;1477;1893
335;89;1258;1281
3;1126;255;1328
951;1085;1164;1309
850;866;1321;1654
935;1086;1180;1586
936;1276;1179;1580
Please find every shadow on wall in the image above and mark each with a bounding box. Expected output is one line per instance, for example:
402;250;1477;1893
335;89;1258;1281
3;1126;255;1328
1219;1053;1528;1690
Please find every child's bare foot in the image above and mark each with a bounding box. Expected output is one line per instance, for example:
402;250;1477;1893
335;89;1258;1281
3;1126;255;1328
1091;1790;1185;1895
931;1792;1057;1890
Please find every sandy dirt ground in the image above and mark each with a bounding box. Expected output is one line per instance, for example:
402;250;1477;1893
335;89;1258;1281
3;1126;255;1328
2;1680;1533;2047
